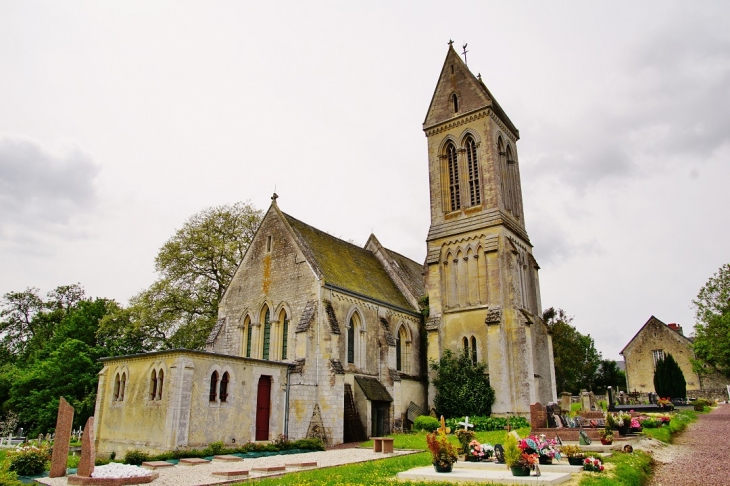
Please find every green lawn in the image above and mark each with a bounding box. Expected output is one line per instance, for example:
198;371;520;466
641;409;699;443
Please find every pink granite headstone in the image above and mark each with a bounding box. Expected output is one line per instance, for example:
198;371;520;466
50;397;74;478
77;417;95;477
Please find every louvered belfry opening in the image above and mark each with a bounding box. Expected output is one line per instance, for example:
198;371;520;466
343;383;367;443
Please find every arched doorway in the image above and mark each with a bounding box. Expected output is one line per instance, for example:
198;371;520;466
255;376;271;441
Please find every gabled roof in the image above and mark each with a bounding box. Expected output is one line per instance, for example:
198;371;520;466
423;45;519;137
620;315;694;355
282;211;418;313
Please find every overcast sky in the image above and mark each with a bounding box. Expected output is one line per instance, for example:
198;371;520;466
1;1;729;361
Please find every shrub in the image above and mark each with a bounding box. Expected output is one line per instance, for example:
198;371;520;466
455;429;476;452
289;438;325;451
502;434;522;468
67;454;81;469
445;416;529;432
203;441;225;456
654;354;686;399
123;449;150;466
693;398;712;411
0;461;22;486
413;416;440;432
430;350;495;417
7;445;51;476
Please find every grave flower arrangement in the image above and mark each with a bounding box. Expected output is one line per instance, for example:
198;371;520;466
504;435;538;476
598;428;614;444
560;445;585;466
583;456;604;472
467;439;494;461
519;435;561;461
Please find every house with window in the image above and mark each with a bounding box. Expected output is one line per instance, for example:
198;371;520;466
93;44;557;455
620;316;726;398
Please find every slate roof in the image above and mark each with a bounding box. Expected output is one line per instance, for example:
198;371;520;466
283;213;416;312
354;375;393;402
382;247;425;300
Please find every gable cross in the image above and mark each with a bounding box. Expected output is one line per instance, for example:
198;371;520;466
462;43;468;65
458;416;474;430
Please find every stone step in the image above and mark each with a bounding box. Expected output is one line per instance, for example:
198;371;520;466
211;470;249;478
212;454;243;462
178;458;210;466
141;461;175;470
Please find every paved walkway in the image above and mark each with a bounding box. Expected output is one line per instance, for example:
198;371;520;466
649;403;730;486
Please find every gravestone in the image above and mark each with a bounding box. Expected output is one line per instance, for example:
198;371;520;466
579;430;591;445
530;403;547;429
49;397;74;478
580;390;591;411
494;444;505;463
560;392;572;413
77;417;95;477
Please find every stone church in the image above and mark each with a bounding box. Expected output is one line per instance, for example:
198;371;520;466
92;45;556;455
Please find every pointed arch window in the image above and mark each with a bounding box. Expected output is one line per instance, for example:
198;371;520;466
451;93;459;113
150;370;158;400
220;372;229;402
471;336;477;365
209;371;219;401
465;136;481;206
446;142;460;211
396;331;402;371
463;337;469;356
262;307;271;360
280;312;289;360
245;316;252;358
120;373;126;401
157;369;164;399
113;373;121;401
347;313;361;366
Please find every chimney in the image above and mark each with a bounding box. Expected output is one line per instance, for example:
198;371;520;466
667;323;683;335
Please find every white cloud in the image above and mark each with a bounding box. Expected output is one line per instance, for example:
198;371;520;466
0;134;101;252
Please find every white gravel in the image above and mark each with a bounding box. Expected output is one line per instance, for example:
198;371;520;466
37;448;416;486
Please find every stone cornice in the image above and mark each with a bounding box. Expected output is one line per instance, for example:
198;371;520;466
424;109;489;137
489;110;518;143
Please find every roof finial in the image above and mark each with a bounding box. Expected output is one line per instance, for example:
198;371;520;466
462;43;468;65
448;39;454;48
477;72;482;81
271;192;278;203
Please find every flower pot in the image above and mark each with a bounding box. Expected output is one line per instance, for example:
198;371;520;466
465;455;480;462
568;457;584;466
510;466;531;477
433;463;453;473
631;427;643;433
617;425;630;437
538;456;553;465
600;438;613;445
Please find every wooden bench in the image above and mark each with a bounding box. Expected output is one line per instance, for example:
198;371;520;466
371;437;394;453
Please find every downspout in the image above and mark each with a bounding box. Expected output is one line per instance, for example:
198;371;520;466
284;364;291;437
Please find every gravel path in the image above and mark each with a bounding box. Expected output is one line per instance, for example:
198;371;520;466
649;404;730;486
36;448;416;486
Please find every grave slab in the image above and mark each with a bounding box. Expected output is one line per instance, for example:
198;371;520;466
67;472;158;486
77;417;95;477
458;461;582;474
211;470;249;478
397;465;572;485
212;454;243;462
286;461;318;468
141;461;175;470
178;457;210;466
252;465;286;472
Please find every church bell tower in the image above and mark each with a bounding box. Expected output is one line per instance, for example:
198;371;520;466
423;45;557;416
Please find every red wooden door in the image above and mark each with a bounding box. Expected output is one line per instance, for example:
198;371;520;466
255;376;271;441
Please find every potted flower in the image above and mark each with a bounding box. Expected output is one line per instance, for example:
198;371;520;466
466;439;493;462
518;435;561;465
455;429;476;460
598;429;614;445
504;435;537;476
560;445;586;466
630;417;642;433
617;413;632;436
583;456;605;472
426;431;458;472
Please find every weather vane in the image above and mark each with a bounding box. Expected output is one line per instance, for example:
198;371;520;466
462;43;468;65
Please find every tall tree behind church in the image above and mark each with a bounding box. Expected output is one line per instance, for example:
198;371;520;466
543;307;601;395
99;202;262;350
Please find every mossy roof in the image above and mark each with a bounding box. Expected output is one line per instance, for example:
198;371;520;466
355;375;393;402
283;212;415;312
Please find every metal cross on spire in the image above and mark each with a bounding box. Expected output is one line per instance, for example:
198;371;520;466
462;43;469;65
448;39;454;48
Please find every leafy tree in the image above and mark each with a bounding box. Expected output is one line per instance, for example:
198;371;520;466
653;353;686;399
99;202;262;350
543;307;602;395
692;263;730;378
593;359;627;394
430;349;495;417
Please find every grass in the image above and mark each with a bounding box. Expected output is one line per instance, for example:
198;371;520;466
642;409;699;443
359;427;531;451
579;451;653;486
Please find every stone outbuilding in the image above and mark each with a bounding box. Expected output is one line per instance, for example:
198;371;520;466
620;316;727;400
